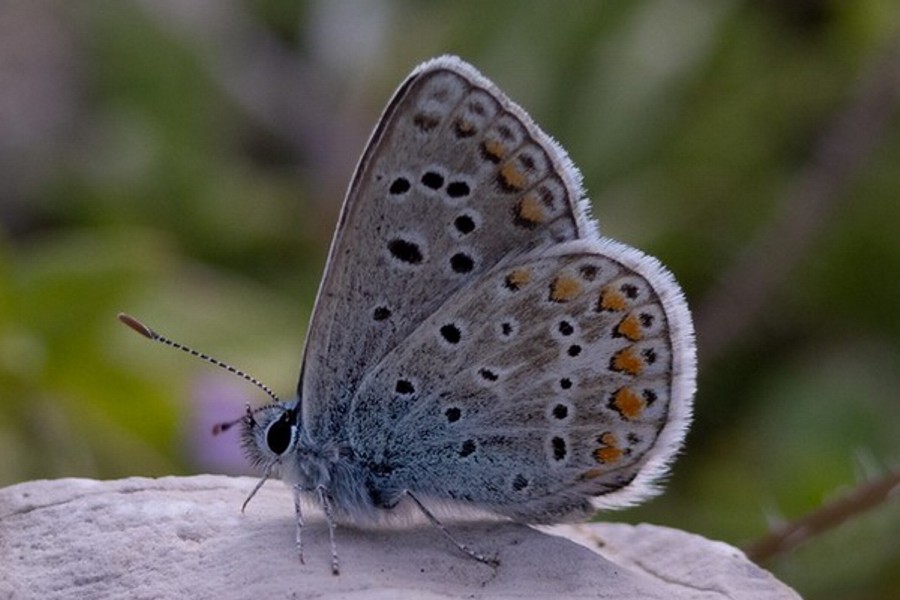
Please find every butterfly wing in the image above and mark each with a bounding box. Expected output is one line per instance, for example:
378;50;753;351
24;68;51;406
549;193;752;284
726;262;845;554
347;238;695;520
300;56;595;440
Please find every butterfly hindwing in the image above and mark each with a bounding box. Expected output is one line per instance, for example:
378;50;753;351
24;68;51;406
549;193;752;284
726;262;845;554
346;238;694;520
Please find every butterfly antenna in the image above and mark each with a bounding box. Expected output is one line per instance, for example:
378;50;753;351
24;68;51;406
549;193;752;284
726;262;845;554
117;312;282;434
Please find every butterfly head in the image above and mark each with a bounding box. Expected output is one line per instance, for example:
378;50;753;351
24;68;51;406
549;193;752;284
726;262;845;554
241;402;301;471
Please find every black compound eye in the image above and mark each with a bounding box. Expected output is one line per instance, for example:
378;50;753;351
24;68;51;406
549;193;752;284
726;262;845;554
266;413;293;455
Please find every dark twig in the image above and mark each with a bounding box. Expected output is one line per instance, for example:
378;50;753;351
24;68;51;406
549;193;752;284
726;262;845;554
744;467;900;563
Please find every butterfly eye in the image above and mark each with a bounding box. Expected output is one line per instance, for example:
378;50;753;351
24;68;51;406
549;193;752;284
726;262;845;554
266;413;294;455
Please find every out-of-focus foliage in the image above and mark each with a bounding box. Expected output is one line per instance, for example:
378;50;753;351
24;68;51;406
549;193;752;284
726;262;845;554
1;2;898;597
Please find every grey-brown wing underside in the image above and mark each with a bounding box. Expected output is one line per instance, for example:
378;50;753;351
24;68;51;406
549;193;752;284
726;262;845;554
299;56;595;440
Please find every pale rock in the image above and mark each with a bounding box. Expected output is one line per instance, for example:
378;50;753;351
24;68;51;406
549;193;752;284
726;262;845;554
0;475;800;599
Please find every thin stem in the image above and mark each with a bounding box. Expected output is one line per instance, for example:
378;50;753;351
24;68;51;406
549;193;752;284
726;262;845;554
745;467;900;563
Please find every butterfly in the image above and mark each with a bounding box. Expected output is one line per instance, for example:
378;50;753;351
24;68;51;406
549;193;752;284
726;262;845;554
120;55;696;575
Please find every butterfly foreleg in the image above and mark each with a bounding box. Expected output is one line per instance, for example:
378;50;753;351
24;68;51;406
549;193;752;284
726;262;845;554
292;484;305;565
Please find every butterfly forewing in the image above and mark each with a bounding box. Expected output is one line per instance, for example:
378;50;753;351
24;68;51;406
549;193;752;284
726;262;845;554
300;57;594;439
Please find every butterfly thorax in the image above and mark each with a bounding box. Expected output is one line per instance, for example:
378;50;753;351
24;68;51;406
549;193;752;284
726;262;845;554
242;400;393;522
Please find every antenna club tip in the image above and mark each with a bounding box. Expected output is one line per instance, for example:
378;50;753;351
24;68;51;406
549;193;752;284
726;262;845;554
117;312;156;339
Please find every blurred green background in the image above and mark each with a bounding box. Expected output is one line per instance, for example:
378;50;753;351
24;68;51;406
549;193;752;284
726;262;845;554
1;1;899;597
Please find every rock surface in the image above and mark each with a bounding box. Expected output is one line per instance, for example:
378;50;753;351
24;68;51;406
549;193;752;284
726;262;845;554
0;475;800;599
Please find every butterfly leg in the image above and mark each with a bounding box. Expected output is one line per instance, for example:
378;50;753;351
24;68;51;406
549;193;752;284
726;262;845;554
292;484;305;564
406;490;499;567
316;485;340;575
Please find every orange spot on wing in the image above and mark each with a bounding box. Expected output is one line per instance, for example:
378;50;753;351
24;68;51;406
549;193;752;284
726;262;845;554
599;285;628;312
505;268;532;291
611;387;644;420
580;467;605;480
615;313;643;341
499;162;528;191
455;118;476;136
516;193;546;225
611;346;643;376
482;139;507;162
593;432;623;464
549;274;581;302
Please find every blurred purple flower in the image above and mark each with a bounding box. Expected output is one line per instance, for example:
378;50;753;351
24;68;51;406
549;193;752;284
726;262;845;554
185;374;256;475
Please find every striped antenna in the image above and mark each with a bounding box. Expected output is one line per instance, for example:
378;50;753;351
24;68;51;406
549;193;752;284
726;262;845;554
117;312;282;434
